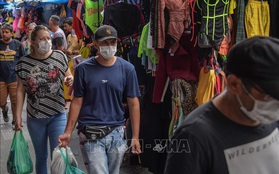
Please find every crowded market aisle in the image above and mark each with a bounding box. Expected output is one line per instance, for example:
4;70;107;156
0;99;152;174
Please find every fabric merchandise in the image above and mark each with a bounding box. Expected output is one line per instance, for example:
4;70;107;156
137;23;158;65
218;16;233;56
52;28;67;50
68;0;84;40
195;67;216;106
84;0;103;33
245;0;270;38
0;39;25;82
76;0;90;38
168;79;198;138
15;50;69;118
74;57;141;133
140;75;172;174
196;0;230;50
164;101;279;174
103;2;142;38
235;0;246;43
153;34;200;103
158;0;191;55
268;0;279;38
123;47;147;86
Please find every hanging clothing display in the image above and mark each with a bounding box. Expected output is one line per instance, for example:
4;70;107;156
103;2;143;38
195;66;216;106
153;34;200;103
268;0;279;38
197;0;230;50
157;0;191;55
140;75;172;174
84;0;103;33
168;79;197;138
245;0;270;38
235;0;246;43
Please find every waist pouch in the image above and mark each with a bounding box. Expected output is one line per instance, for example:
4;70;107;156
82;125;117;141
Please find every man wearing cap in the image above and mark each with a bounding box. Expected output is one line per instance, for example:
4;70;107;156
58;25;141;174
49;15;67;51
164;36;279;174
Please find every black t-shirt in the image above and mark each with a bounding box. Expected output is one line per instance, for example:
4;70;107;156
164;101;279;174
103;2;142;38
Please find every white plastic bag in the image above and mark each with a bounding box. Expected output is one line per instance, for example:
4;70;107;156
50;146;78;174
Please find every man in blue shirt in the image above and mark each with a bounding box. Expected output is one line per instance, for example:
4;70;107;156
0;23;24;124
58;25;141;174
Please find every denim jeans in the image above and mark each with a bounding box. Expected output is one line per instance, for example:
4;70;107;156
79;126;127;174
27;112;67;174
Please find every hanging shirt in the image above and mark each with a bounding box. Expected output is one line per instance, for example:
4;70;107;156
85;0;104;33
195;67;216;106
103;2;142;38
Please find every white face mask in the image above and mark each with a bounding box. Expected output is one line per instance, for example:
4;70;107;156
236;82;279;124
99;46;117;60
38;40;52;54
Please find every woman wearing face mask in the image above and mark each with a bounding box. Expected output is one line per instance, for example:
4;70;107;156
14;25;73;174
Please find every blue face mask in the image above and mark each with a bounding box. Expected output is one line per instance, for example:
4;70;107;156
236;82;279;124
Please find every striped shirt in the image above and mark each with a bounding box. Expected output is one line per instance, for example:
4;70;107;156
15;50;68;118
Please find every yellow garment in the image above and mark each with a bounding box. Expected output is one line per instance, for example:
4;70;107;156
63;34;82;101
229;0;237;15
245;0;270;38
195;67;216;106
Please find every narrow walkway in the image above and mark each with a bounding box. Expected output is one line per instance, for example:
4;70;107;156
0;101;152;174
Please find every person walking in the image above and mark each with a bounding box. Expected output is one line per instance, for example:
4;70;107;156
62;17;83;109
0;23;24;123
164;36;279;174
49;15;67;51
58;25;141;174
14;25;73;174
22;22;37;55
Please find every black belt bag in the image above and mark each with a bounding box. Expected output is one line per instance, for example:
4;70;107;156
82;125;117;141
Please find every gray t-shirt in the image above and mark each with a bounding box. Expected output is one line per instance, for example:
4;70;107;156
52;28;67;50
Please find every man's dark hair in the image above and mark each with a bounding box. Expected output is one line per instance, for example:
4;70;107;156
1;23;13;32
63;17;73;26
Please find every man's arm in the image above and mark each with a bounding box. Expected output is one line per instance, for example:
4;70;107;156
58;96;83;147
127;97;141;154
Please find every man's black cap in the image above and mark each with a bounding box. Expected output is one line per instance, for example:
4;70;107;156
226;36;279;100
94;25;118;41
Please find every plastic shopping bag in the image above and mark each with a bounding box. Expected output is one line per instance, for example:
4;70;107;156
7;130;33;174
50;146;85;174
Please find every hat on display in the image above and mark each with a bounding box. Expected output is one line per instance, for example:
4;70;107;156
94;25;118;41
226;36;279;100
